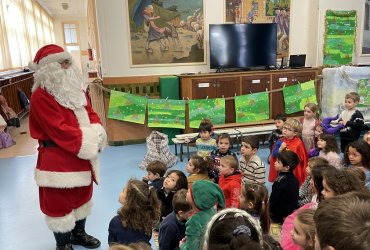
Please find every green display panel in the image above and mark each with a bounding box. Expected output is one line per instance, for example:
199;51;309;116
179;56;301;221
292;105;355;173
283;80;317;114
108;90;147;124
188;98;225;128
235;92;269;123
147;99;185;129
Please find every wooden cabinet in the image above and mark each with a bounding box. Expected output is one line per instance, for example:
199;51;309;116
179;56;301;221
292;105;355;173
271;71;317;118
191;77;240;124
180;68;319;131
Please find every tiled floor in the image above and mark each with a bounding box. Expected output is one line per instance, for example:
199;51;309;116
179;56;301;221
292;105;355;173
0;117;272;250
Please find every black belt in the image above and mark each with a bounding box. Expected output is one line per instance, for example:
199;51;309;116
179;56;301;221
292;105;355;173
41;140;57;147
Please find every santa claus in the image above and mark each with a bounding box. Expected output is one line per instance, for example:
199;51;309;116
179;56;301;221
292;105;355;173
29;44;107;250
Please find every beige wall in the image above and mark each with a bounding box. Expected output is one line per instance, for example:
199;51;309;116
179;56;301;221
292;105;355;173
53;17;89;51
95;0;369;77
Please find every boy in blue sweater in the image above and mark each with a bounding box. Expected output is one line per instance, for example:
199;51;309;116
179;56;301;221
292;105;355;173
158;189;192;250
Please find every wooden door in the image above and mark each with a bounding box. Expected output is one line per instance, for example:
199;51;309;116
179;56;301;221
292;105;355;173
271;72;296;118
216;77;240;123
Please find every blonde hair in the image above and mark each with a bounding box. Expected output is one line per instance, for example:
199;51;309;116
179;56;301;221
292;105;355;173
304;103;318;117
221;155;239;170
284;118;302;134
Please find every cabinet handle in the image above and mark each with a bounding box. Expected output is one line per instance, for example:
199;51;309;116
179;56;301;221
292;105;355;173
217;83;220;87
212;83;216;87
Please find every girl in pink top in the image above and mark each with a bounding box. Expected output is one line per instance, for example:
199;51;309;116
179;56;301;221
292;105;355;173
301;103;320;152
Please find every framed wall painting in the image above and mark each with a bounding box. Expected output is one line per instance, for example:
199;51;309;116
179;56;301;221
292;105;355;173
127;0;206;67
361;0;370;55
224;0;291;56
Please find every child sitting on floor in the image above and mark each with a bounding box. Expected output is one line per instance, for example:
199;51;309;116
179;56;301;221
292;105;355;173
210;133;236;183
179;180;225;250
185;155;209;188
219;155;242;208
240;136;266;185
142;160;166;190
159;189;192;250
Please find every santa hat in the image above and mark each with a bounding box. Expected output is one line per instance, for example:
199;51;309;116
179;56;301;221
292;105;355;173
28;44;72;71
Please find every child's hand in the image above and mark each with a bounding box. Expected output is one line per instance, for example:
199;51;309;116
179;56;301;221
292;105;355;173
340;120;347;126
184;138;190;143
179;236;187;246
142;176;149;183
279;142;287;151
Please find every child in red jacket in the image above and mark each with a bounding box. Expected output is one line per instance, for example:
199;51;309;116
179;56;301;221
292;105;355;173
219;155;242;208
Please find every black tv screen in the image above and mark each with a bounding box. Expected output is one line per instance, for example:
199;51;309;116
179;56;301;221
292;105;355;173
209;23;277;69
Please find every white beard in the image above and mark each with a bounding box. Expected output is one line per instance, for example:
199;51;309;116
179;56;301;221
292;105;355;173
32;62;87;110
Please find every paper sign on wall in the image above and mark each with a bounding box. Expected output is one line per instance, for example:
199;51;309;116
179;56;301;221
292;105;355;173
283;80;317;114
147;99;186;129
188;98;225;128
108;90;147;124
235;92;269;123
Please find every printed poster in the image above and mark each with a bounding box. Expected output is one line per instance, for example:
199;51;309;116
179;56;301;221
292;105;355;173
324;10;357;66
108;90;147;124
147;99;186;129
235;92;269;123
188;98;225;128
283;80;317;114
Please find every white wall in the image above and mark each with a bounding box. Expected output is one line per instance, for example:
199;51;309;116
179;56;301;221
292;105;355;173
95;0;369;77
317;0;367;65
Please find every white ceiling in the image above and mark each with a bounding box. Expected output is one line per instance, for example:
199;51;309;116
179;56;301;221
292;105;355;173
37;0;87;18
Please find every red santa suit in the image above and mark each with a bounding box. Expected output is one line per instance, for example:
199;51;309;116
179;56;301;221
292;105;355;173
29;44;107;234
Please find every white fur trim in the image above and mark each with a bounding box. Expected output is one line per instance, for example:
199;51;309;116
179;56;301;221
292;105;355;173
74;108;99;160
77;127;99;160
74;200;93;221
74;108;90;127
46;211;75;233
45;200;92;233
91;123;107;151
28;61;39;71
34;169;91;188
38;51;72;68
90;157;100;184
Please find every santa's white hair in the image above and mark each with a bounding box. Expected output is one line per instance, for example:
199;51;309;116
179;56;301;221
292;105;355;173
32;61;87;110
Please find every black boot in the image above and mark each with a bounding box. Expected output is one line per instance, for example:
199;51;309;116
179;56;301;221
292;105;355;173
71;219;101;249
54;232;74;250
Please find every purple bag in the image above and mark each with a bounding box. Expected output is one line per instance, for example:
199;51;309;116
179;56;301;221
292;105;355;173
0;131;15;149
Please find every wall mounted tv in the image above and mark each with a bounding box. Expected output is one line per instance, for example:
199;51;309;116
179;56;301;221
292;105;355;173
209;23;277;71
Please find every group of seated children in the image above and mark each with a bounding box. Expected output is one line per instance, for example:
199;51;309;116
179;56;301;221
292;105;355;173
107;91;369;249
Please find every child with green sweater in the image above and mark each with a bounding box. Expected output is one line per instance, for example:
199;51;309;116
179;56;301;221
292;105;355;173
179;180;225;250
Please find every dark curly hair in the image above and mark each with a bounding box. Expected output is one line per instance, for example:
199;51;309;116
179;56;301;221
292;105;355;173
317;134;339;154
118;179;160;235
341;140;370;169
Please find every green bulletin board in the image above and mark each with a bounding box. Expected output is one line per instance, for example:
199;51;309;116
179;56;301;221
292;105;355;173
107;90;147;124
235;92;269;123
147;99;186;129
323;10;357;66
283;80;317;114
188;98;225;128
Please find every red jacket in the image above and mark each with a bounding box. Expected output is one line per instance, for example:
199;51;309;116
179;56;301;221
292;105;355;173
219;171;242;208
269;137;308;186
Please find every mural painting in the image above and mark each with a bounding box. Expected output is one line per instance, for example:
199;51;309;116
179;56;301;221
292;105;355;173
225;0;290;56
127;0;205;66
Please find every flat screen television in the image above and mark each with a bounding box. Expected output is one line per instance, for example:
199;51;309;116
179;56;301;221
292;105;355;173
209;23;277;70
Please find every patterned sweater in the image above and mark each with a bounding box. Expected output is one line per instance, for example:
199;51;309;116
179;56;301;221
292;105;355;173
240;154;266;184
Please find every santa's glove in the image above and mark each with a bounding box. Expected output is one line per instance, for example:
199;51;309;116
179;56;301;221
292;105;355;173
91;124;107;152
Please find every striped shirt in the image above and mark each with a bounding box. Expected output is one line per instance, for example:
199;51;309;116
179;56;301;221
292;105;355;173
240;154;265;184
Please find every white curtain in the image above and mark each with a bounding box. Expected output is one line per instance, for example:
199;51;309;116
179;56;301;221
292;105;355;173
0;0;55;70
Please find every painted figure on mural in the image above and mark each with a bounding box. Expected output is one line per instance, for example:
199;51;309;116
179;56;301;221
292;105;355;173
142;5;169;53
279;8;290;51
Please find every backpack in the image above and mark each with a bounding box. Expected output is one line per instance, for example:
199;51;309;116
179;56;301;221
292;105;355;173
0;131;16;149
